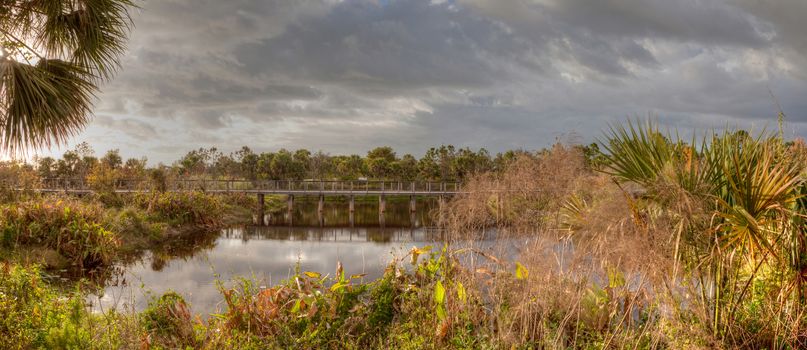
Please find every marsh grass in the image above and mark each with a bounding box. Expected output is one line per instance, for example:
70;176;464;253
0;197;119;269
439;143;591;236
132;191;226;228
0;190;247;274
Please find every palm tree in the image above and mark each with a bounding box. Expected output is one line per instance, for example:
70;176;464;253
0;0;134;155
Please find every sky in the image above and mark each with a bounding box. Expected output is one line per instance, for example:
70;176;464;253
35;0;807;164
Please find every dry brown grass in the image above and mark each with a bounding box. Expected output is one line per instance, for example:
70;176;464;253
440;143;593;238
438;143;720;348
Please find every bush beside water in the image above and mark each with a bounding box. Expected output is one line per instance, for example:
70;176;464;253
0;191;239;270
0;198;118;268
132;191;225;227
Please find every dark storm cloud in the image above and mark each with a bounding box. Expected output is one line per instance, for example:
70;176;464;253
542;0;767;46
42;0;807;163
234;0;517;89
94;116;159;141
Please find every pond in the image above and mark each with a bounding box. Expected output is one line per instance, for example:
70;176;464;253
91;197;443;314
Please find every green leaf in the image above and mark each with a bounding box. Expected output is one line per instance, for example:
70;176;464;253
410;245;432;265
434;280;446;305
303;271;321;279
436;304;447;320
330;281;346;292
515;262;529;280
456;282;467;303
607;267;625;288
291;299;302;314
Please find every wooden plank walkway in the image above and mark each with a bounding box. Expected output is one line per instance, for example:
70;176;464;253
19;179;463;197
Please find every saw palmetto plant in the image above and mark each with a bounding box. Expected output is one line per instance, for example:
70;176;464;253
601;119;807;345
0;0;134;155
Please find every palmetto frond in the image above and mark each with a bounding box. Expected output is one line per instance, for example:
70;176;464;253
600;120;807;340
599;119;675;188
40;0;134;79
0;0;134;154
714;141;803;255
1;58;94;153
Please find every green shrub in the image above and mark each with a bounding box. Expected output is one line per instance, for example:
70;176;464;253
133;191;225;227
0;197;119;268
104;206;165;240
141;291;197;348
0;265;93;349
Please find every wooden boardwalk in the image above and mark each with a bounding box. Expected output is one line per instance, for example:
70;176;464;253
24;179;462;196
12;179;462;226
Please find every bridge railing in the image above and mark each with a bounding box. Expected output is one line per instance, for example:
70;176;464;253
24;178;462;194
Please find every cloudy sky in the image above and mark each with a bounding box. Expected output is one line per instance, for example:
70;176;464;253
38;0;807;163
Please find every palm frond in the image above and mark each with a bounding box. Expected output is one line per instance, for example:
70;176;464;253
599;119;675;188
40;0;135;80
0;0;134;153
1;59;95;154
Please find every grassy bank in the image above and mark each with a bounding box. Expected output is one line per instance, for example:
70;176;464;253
0;191;253;272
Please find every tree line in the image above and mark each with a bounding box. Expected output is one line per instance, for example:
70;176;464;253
29;143;578;183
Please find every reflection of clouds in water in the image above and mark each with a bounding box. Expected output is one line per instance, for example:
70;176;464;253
94;227;424;315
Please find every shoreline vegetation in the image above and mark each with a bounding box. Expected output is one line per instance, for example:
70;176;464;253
1;122;806;348
0;191;257;272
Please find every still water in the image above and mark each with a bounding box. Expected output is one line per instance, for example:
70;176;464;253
92;198;441;314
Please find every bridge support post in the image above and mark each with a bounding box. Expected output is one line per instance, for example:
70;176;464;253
379;195;387;227
256;194;265;226
318;194;325;214
286;195;294;223
409;195;416;213
318;194;325;226
348;195;355;227
349;211;355;228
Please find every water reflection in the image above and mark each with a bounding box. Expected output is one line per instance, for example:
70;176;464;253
228;226;441;243
90;198;445;314
263;196;437;228
93;225;440;314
